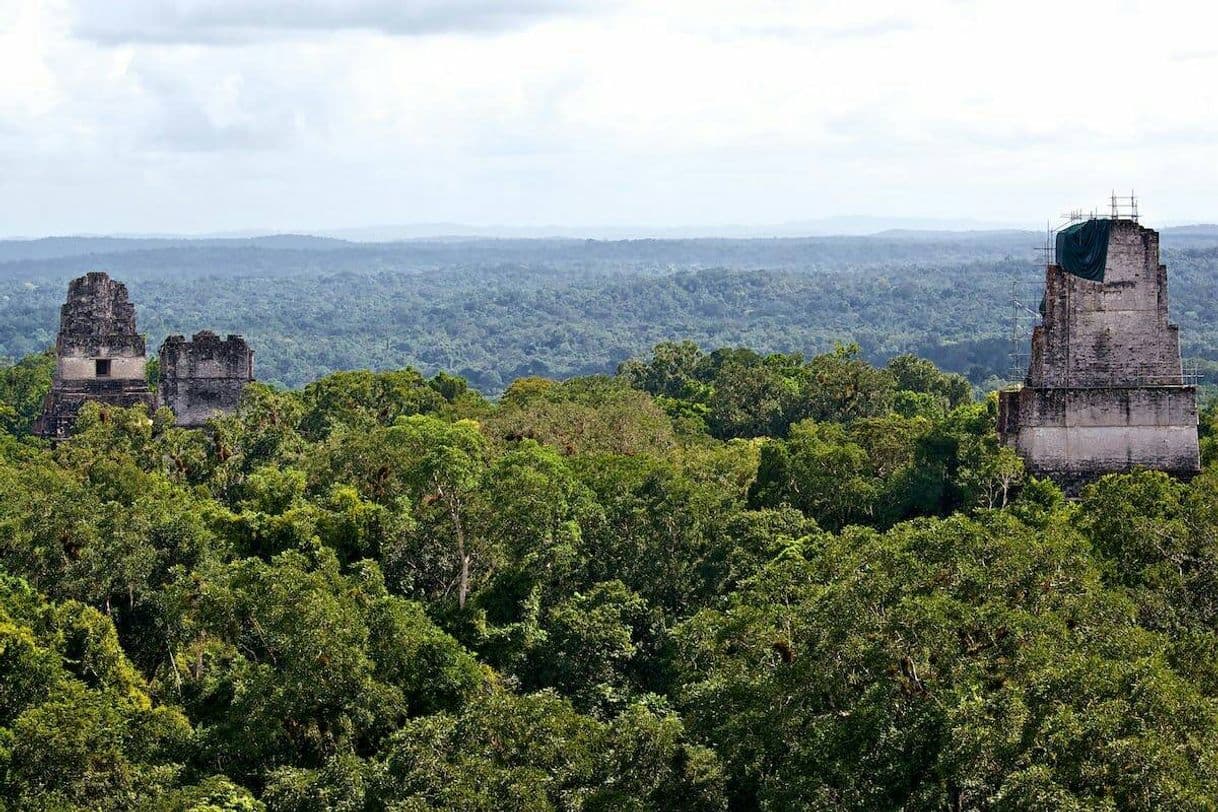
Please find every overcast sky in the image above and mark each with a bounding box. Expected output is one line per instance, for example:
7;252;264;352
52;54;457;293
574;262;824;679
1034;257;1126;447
2;0;1217;236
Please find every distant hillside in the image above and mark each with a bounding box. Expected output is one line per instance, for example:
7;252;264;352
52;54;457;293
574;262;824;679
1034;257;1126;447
3;229;1218;392
0;234;351;263
1162;224;1218;236
315;215;1025;241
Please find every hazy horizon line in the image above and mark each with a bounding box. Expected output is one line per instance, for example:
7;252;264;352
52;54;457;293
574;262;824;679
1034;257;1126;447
7;215;1218;243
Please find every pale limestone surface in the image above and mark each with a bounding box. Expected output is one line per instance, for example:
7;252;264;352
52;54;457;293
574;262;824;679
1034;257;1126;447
998;219;1200;487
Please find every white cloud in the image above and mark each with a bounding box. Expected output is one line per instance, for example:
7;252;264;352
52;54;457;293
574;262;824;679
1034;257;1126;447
1;0;1217;235
71;0;607;43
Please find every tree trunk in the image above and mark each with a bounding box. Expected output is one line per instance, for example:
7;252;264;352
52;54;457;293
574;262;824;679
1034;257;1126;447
441;482;470;609
459;549;470;610
454;504;469;608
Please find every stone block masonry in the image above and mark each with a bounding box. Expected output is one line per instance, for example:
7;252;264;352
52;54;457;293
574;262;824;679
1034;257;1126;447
998;218;1200;490
34;272;256;438
34;272;156;439
158;332;254;427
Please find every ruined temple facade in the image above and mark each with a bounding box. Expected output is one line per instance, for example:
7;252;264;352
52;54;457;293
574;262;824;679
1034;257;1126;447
158;332;254;427
35;272;253;438
33;272;156;439
997;218;1200;489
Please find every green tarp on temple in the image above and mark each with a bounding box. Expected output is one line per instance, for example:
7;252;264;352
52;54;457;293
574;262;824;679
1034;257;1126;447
1055;219;1112;281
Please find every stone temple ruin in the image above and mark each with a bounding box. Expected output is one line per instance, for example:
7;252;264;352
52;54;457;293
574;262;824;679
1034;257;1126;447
34;272;253;438
159;332;255;428
33;272;157;439
998;214;1200;490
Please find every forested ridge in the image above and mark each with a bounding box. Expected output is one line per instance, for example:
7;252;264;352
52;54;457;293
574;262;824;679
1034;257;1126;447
4;230;1218;392
2;341;1218;809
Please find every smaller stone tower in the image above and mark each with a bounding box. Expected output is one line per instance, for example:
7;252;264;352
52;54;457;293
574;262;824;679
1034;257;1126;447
158;331;254;427
34;272;156;439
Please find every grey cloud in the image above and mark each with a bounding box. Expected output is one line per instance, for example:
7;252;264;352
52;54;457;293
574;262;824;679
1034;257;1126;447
129;61;319;153
73;0;605;45
150;101;299;152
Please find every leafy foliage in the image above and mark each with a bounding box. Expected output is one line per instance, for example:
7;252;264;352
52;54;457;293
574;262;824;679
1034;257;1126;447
0;341;1216;809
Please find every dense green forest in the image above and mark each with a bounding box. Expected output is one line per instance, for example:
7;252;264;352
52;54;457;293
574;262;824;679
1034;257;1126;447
4;230;1218;392
3;341;1218;809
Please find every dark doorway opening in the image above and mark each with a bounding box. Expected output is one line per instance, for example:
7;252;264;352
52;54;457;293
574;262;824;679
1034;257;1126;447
95;359;111;377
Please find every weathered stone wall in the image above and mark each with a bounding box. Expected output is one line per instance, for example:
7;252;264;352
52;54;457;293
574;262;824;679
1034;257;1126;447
999;218;1199;487
998;385;1198;473
158;331;254;427
1028;221;1182;387
34;272;155;439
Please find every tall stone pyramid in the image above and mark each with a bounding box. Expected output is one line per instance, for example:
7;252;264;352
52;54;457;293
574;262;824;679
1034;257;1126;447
997;218;1200;490
33;272;155;439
